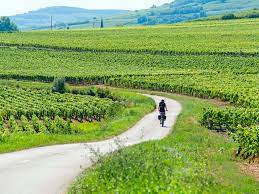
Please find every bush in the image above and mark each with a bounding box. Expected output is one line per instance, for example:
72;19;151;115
86;88;96;96
52;77;66;93
247;13;259;18
221;14;236;20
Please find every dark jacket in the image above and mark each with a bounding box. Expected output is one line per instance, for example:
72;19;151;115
159;101;166;112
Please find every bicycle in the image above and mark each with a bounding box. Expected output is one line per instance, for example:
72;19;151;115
158;112;166;127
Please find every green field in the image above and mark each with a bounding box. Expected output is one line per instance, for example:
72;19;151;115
0;17;258;192
69;91;259;193
1;19;259;55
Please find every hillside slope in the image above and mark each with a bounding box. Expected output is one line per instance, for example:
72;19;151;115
9;0;259;30
109;0;259;26
10;6;129;30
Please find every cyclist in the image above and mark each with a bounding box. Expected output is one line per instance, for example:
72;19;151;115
158;99;168;124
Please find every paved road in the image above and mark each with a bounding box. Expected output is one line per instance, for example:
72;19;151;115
0;94;182;194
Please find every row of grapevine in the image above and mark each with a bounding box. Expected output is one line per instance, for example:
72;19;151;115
201;108;259;132
232;125;258;159
106;75;259;108
201;108;259;158
0;87;118;122
0;115;76;135
0;47;259;78
0;18;258;55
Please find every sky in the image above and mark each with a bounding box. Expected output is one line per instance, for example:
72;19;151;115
0;0;172;16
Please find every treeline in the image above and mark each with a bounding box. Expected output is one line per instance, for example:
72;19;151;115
221;9;259;20
0;17;18;32
137;6;207;25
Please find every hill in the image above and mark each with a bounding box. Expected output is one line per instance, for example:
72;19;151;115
203;7;259;20
51;0;259;29
107;0;259;26
9;6;129;30
8;0;259;30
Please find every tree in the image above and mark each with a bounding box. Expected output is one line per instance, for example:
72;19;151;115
52;77;66;93
100;17;104;28
137;15;148;24
221;13;236;20
0;17;18;32
93;17;97;28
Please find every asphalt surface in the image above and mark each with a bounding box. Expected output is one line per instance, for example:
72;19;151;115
0;94;182;194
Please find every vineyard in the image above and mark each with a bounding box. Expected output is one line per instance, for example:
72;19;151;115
0;18;258;159
0;86;118;137
0;19;258;55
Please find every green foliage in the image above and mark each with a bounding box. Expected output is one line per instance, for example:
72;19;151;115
53;116;73;134
20;115;34;133
0;130;9;143
0;90;154;153
232;125;259;159
221;13;236;20
0;17;18;32
201;108;259;158
9;115;20;133
201;108;259;132
0;19;258;55
0;115;4;131
0;86;115;121
52;77;66;93
247;13;259;18
31;115;47;133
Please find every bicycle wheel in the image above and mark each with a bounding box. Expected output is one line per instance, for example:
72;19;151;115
161;119;164;127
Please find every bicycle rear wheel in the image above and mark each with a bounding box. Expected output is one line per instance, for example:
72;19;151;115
161;119;164;127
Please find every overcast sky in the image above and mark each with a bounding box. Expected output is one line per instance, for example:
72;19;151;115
0;0;172;16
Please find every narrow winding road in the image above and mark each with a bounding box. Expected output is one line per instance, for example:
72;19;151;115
0;94;182;194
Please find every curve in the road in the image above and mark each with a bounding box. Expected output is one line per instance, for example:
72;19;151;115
0;94;182;194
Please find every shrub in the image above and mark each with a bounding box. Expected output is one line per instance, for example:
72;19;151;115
52;77;66;93
221;14;236;20
86;88;96;96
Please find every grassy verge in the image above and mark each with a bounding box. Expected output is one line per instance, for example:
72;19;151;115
69;91;259;193
0;89;155;153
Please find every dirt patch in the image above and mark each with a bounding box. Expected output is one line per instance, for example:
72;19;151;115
239;161;259;181
207;99;231;107
211;130;229;139
187;116;199;124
